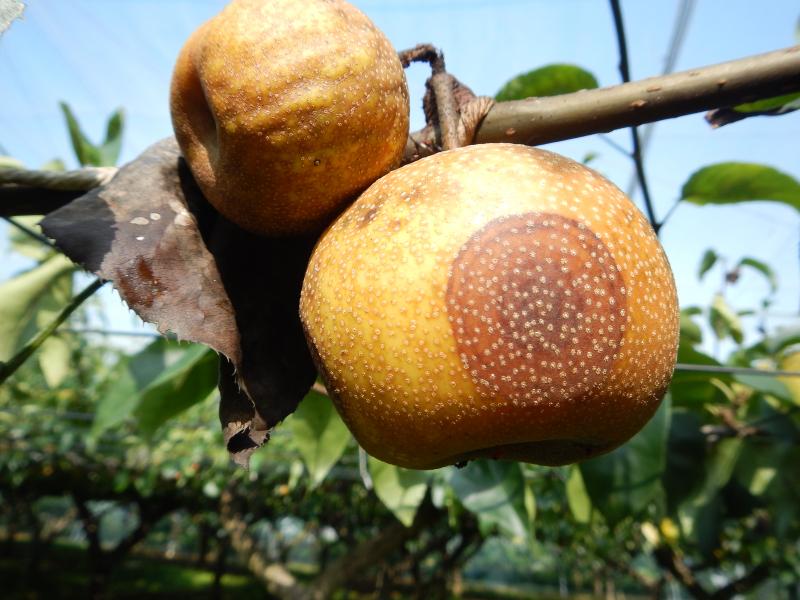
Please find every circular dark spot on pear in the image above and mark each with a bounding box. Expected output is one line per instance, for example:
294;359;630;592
446;212;627;403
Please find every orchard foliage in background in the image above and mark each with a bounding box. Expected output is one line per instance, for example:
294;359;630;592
1;57;799;600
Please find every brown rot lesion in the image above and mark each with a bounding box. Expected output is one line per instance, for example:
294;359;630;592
445;211;628;403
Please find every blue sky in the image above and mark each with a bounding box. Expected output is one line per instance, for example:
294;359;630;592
1;0;799;355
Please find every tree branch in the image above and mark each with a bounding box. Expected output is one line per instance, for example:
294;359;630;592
107;499;172;566
219;489;304;600
710;562;771;600
3;47;799;219
653;545;711;600
308;498;441;600
462;45;800;149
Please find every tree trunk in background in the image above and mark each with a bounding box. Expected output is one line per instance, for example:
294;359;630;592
211;534;229;600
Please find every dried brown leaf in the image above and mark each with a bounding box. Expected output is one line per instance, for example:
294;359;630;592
40;138;317;463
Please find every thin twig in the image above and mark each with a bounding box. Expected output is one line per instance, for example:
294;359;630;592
2;215;57;249
626;0;695;197
0;278;105;385
609;0;659;231
398;44;461;150
597;134;632;157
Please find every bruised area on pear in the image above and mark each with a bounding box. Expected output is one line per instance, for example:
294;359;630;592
170;0;409;236
300;143;679;470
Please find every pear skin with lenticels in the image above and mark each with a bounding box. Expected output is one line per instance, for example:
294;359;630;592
300;143;679;470
170;0;409;236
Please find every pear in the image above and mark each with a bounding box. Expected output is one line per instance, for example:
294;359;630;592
300;144;679;469
170;0;409;235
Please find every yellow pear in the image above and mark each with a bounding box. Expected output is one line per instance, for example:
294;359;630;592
170;0;409;235
300;144;679;469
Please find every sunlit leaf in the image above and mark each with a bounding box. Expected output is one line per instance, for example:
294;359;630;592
59;101;103;167
709;294;743;344
778;351;800;405
737;257;777;293
733;92;800;114
368;457;430;527
697;249;718;280
579;396;671;527
8;216;55;261
99;108;125;166
671;343;730;407
0;254;75;362
134;344;218;434
0;155;24;168
450;460;533;541
35;269;74;387
735;372;793;405
565;465;592;524
287;390;351;488
92;339;206;436
679;309;703;346
40;158;66;171
496;64;599;101
681;163;800;212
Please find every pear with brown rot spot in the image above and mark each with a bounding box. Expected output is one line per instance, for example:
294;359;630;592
170;0;409;236
300;143;679;470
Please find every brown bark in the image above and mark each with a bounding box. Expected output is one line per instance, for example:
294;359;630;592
219;489;305;600
306;499;440;600
405;45;800;160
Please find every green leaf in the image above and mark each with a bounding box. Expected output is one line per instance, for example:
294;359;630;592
579;396;671;527
763;325;800;355
671;343;730;407
287;390;351;488
59;101;102;167
734;373;793;405
38;334;72;388
662;411;707;513
496;64;599;101
8;216;54;261
0;155;24;168
450;460;533;541
368;457;430;527
737;257;777;293
40;158;66;172
779;351;800;406
735;434;800;539
565;465;592;523
679;309;703;347
733;92;800;114
0;255;75;362
134;344;218;434
697;249;718;280
582;151;599;165
678;437;743;550
681;163;800;212
98;108;125;166
709;294;743;344
92;339;201;436
34;269;74;387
